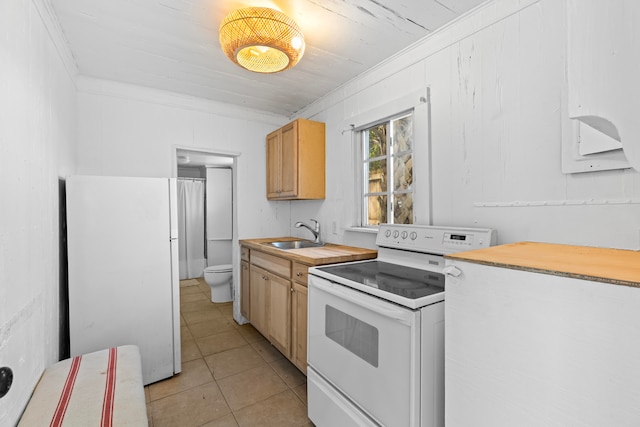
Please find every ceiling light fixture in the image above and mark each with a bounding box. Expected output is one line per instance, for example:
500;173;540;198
219;7;305;74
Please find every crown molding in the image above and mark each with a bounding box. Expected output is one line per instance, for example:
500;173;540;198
32;0;78;81
76;76;288;127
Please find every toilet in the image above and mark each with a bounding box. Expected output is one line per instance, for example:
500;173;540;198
203;264;233;303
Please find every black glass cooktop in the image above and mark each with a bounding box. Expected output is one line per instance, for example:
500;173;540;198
316;260;445;299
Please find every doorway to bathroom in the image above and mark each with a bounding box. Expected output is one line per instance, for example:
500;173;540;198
173;148;238;283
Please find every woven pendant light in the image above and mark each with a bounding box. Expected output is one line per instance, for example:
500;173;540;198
219;7;305;73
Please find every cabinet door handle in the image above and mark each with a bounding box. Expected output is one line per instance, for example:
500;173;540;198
296;272;303;277
262;275;268;280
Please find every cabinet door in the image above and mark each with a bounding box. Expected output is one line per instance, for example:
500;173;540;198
266;130;281;198
240;261;250;319
291;281;308;373
268;273;291;357
279;121;298;197
249;266;269;336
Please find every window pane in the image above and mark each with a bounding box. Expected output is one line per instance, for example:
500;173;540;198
392;115;413;153
393;193;413;224
365;195;387;226
366;124;387;159
393;154;412;191
359;111;415;227
366;159;387;193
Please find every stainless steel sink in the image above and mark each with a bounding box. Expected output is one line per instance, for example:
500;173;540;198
267;240;324;250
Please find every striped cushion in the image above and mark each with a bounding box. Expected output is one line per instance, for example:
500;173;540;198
19;345;147;426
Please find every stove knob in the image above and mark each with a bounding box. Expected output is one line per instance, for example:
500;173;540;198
410;232;417;240
385;230;391;237
401;231;408;239
393;230;399;238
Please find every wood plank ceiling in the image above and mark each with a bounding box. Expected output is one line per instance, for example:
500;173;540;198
51;0;487;116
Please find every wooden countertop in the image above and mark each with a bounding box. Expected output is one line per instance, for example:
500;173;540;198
240;237;377;266
446;241;640;288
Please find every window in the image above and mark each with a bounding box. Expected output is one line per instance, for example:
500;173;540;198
361;112;414;226
347;88;429;230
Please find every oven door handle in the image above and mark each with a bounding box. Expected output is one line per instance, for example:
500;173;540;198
310;278;415;326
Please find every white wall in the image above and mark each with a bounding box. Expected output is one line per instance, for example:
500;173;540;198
0;0;77;423
74;78;296;323
294;0;640;251
75;77;293;241
4;1;637;421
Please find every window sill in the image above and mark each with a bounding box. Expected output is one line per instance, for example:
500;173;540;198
345;226;378;234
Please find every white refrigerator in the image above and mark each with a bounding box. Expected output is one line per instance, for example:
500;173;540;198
66;175;181;385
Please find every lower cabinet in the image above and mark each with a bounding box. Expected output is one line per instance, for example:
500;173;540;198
242;245;310;373
240;260;250;319
291;282;308;372
249;263;292;357
249;265;269;337
268;273;291;357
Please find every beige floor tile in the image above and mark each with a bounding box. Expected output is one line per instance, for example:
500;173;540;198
150;382;231;427
200;413;239;427
235;324;264;343
182;299;216;313
233;390;310;427
182;308;224;324
181;325;193;341
180;286;203;296
196;330;247;356
229;319;241;329
217;364;289;411
217;303;234;317
181;291;209;303
188;318;236;339
204;344;267;379
166;275;309;425
292;383;308;406
251;339;286;363
270;358;306;388
181;338;202;363
148;358;213;401
180;278;200;287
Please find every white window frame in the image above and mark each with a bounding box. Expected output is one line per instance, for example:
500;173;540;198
348;88;431;231
360;111;414;226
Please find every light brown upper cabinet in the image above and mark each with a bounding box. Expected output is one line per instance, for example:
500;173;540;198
266;118;325;200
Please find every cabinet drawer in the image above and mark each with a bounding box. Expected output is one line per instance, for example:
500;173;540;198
251;250;291;278
292;262;310;286
241;246;250;262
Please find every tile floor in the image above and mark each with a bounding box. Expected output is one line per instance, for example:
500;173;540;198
145;278;313;427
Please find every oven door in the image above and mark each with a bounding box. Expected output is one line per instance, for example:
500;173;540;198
308;274;420;427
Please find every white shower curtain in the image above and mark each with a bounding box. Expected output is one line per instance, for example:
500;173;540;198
177;179;206;279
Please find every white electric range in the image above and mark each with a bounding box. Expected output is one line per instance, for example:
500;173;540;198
307;224;496;427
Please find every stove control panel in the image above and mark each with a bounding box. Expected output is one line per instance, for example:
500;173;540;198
376;224;496;255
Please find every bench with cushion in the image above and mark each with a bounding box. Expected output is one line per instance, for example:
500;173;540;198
19;345;147;426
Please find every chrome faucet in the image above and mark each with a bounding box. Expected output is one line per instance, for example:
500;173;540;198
295;219;321;244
